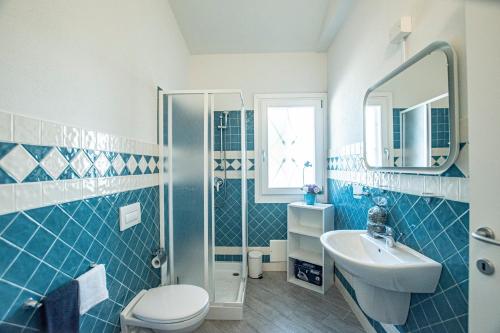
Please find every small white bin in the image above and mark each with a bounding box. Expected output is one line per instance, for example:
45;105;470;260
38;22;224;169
248;251;263;279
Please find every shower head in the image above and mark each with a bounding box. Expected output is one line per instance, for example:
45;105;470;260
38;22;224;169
218;111;229;129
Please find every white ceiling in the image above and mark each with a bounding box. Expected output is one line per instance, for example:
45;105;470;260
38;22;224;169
168;0;351;54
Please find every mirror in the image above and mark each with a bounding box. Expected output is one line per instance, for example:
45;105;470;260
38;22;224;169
363;41;459;174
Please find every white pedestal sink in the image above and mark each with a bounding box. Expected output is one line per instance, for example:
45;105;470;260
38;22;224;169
320;230;442;325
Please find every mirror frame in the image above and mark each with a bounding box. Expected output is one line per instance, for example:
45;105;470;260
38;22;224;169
362;41;459;175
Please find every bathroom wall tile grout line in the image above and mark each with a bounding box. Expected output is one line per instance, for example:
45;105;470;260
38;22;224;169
0;186;160;331
1;201;152;291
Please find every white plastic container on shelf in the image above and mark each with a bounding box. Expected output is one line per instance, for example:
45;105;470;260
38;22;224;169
248;251;263;279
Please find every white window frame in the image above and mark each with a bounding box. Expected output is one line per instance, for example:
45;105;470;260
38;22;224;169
365;92;393;167
254;93;327;203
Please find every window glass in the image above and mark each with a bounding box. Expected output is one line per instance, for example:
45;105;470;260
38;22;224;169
365;104;382;166
267;106;315;188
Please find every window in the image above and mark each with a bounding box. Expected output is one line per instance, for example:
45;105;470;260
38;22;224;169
365;92;393;167
254;93;326;203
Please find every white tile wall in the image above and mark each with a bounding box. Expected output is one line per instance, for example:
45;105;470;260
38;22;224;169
0;111;12;142
42;181;65;206
82;178;97;198
96;132;110;151
110;135;120;152
64;179;82;202
424;176;441;195
82;129;97;150
0;184;15;215
15;182;43;211
13;115;41;144
459;178;470;202
328;142;469;203
0;108;161;215
389;173;400;191
441;177;460;201
1;109;159;156
41;121;64;147
0;174;158;215
64;125;81;148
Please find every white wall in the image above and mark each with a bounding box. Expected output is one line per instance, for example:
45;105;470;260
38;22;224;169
377;51;449;108
188;52;327;110
327;0;467;153
0;0;190;144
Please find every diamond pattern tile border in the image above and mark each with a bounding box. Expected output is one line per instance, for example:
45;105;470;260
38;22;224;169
0;142;158;185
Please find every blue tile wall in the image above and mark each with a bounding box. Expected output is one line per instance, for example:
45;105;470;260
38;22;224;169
214;109;286;249
215;255;243;262
215;179;242;247
431;108;450;148
215;254;270;263
247;180;288;247
392;108;450;150
215;179;287;248
0;186;160;333
246;111;255;151
328;178;469;333
213;111;254;151
393;108;403;149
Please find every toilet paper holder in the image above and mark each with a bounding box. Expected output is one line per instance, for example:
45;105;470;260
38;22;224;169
151;248;166;269
23;262;98;309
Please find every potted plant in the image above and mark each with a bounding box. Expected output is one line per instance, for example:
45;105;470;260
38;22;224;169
302;184;321;205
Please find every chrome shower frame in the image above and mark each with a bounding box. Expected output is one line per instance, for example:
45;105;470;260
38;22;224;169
158;89;247;320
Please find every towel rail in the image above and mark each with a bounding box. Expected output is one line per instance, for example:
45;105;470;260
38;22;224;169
23;297;42;309
23;262;98;309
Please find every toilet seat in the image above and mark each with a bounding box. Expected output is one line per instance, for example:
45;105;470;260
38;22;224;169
132;285;209;324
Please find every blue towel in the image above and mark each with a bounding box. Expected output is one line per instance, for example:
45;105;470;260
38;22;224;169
42;280;80;333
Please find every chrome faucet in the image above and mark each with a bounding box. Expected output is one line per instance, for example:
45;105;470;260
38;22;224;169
372;225;396;248
214;176;224;192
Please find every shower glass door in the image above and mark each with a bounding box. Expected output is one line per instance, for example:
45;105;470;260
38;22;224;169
168;93;212;289
161;90;247;316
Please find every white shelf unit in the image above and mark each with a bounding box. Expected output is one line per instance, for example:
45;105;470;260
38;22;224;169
287;202;334;294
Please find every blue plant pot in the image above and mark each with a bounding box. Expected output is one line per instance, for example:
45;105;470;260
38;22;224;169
304;193;316;205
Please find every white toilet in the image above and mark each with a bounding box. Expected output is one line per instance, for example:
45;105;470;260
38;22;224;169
120;284;210;333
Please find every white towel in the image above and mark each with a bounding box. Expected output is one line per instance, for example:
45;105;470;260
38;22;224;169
76;264;109;315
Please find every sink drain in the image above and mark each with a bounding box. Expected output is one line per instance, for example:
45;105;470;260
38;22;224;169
232;272;240;276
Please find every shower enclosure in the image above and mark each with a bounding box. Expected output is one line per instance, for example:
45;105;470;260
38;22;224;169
158;90;247;319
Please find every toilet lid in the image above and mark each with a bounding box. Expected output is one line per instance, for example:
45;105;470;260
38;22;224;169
132;285;209;324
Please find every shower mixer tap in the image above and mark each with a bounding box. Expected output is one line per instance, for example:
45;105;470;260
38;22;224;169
214;177;224;191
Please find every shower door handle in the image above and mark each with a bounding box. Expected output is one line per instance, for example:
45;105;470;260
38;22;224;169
261;150;266;163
